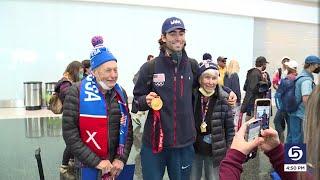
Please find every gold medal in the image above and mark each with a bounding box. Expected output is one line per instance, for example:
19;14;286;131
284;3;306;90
151;97;163;111
200;122;207;133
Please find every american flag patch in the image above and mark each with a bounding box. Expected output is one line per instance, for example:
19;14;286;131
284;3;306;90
153;73;165;83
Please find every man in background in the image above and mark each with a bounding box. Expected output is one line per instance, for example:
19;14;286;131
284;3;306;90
217;56;227;86
241;56;271;120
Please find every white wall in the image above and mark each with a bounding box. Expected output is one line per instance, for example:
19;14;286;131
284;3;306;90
253;18;319;84
77;0;319;24
0;0;254;102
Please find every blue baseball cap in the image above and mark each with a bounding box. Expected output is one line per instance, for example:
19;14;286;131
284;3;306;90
161;17;185;34
305;55;320;64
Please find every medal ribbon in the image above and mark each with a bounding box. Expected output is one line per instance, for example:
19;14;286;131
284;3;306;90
152;109;164;153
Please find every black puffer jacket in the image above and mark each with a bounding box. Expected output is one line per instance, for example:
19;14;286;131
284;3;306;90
62;83;133;167
193;86;235;167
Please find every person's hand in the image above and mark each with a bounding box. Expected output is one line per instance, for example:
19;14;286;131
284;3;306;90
146;92;158;108
230;120;264;155
110;159;124;178
228;91;237;106
96;160;113;173
259;128;280;153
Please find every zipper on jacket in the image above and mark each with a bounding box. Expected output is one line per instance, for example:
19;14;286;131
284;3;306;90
180;75;184;97
173;66;177;146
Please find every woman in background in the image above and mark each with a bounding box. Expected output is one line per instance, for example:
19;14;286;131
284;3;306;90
57;61;83;179
224;59;241;129
224;59;241;106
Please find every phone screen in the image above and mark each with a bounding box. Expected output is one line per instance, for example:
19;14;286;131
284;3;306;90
246;120;261;142
255;99;271;130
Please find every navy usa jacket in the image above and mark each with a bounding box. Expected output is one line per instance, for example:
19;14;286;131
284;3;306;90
133;51;197;148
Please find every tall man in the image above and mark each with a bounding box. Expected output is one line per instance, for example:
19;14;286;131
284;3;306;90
132;17;236;180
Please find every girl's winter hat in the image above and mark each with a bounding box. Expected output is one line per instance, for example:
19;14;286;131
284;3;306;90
90;36;117;70
198;60;219;77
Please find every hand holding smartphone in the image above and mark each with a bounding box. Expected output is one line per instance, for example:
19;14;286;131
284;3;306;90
242;99;271;162
244;118;261;161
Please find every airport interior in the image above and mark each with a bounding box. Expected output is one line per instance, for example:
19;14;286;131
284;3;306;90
0;0;319;179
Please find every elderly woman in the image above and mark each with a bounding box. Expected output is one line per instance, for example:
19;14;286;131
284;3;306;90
62;36;133;180
190;60;235;180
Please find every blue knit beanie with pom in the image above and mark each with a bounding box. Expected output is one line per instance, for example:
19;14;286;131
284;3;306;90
90;36;117;70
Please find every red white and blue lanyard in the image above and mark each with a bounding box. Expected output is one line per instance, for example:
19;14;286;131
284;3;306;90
201;96;210;124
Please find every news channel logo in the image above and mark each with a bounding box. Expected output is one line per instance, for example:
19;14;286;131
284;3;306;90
284;144;307;172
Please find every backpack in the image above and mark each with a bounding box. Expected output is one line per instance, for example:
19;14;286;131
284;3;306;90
48;79;71;114
274;76;303;112
48;93;63;114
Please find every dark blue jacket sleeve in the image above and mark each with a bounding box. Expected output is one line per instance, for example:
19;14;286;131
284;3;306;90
132;62;152;112
222;86;232;94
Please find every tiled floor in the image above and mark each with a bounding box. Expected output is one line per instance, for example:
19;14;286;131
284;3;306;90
0;107;278;180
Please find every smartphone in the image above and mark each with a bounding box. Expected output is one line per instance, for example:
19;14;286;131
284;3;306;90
244;119;261;162
245;119;261;142
254;98;271;130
